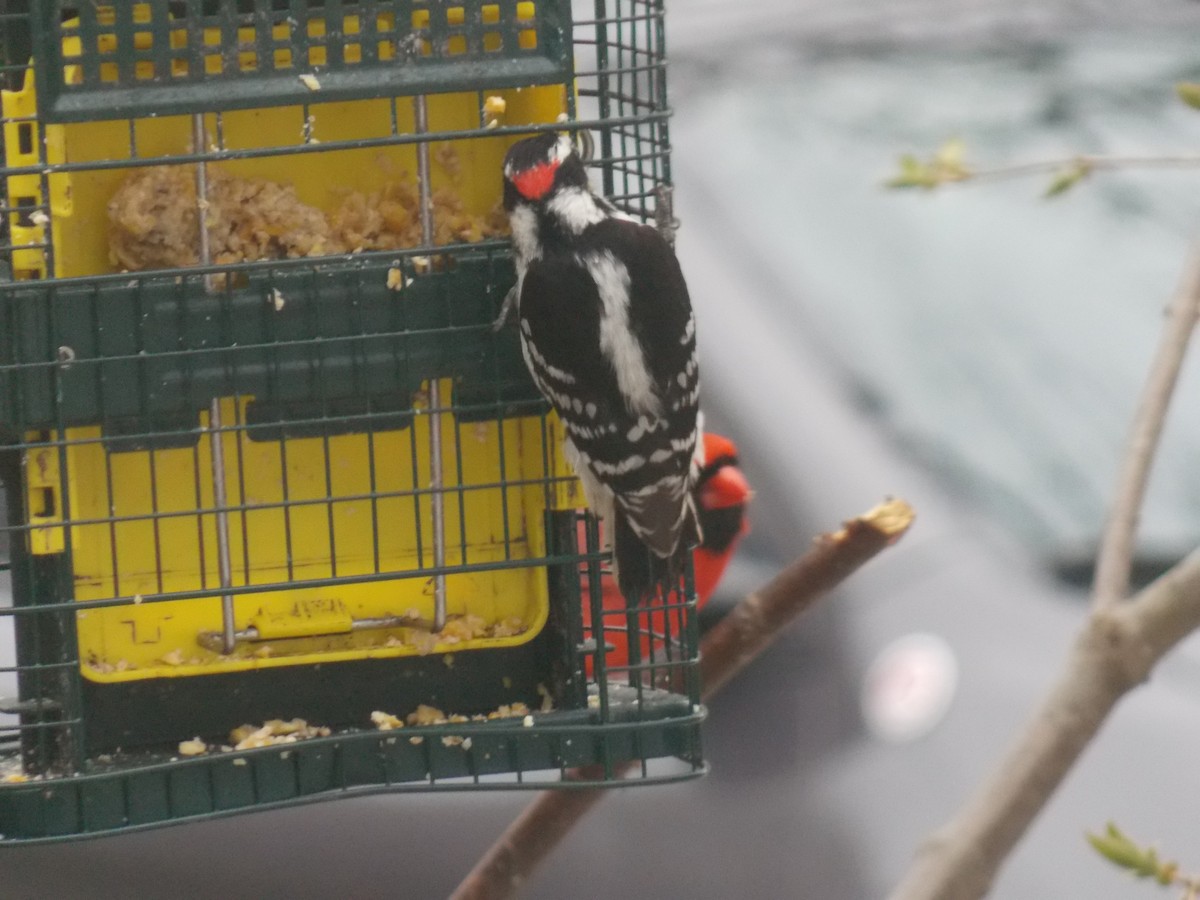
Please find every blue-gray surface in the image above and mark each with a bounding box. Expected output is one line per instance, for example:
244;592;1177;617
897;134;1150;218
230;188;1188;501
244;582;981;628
672;32;1200;563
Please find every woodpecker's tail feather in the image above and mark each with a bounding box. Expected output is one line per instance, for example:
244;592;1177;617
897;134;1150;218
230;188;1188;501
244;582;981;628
612;502;700;605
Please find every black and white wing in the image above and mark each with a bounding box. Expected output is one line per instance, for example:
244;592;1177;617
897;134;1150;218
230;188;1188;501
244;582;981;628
517;217;700;588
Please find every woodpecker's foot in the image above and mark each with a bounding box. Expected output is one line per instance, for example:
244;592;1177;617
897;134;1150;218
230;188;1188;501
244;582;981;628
491;286;518;332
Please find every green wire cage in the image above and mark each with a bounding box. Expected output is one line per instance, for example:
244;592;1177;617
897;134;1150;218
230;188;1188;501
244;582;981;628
0;0;702;844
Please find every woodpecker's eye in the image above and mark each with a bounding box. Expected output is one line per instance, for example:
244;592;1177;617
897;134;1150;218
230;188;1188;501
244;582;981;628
511;160;560;201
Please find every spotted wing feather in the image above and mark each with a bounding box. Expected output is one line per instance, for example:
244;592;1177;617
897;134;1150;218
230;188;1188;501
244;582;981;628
517;218;700;574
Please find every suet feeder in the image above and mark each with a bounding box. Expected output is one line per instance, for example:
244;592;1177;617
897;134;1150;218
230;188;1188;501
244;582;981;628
0;0;701;843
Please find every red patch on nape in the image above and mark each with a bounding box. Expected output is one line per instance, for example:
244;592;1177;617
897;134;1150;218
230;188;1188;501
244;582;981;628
512;160;560;201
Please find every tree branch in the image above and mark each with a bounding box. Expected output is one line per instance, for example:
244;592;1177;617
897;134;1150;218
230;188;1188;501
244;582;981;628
1117;544;1200;663
889;246;1200;900
1092;247;1200;606
451;499;916;900
889;548;1200;900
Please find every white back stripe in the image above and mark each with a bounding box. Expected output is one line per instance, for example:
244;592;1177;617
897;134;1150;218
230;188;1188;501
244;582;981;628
583;250;661;417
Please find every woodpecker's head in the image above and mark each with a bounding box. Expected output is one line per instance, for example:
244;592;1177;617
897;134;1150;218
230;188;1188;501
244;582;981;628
502;132;586;211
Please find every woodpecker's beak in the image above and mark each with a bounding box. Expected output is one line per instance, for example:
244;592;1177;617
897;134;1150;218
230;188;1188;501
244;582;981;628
700;464;751;511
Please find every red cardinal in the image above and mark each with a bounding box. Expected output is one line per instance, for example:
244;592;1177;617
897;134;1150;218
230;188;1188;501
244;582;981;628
583;433;751;675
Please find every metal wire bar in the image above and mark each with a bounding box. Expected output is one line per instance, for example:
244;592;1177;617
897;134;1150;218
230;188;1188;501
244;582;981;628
0;389;549;446
414;93;447;632
0;238;512;292
593;0;614;197
452;408;469;566
0;113;669;180
0;548;609;617
0;469;574;536
317;328;339;583
190;430;210;591
192;112;236;654
573;13;663;26
196;610;440;652
584;513;610;717
47;228;79;772
0;321;522;378
278;415;297;585
0;660;78;675
101;419;122;600
208;398;236;655
136;285;168;597
232;389;252;585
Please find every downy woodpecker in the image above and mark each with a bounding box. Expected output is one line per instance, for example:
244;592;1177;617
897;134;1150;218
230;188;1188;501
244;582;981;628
501;131;702;602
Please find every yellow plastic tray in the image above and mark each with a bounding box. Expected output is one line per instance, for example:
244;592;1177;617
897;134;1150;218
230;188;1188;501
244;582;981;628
0;19;582;683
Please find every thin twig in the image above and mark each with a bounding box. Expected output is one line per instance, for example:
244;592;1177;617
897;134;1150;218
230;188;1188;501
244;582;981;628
698;499;914;695
1092;245;1200;606
451;499;916;900
962;154;1200;184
